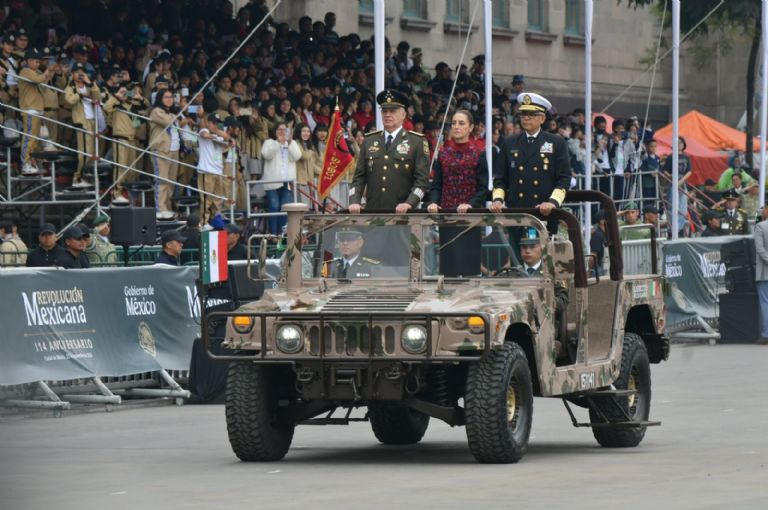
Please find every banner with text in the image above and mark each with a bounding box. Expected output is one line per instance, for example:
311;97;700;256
0;266;206;386
662;236;744;327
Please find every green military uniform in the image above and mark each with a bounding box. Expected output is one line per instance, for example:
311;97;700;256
332;256;381;279
350;89;430;210
717;189;749;236
718;208;749;236
85;215;118;265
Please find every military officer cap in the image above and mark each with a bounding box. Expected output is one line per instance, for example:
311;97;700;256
15;28;28;39
376;88;409;110
472;54;485;64
224;115;242;129
93;214;110;227
517;92;551;114
512;74;525;84
722;188;740;200
622;201;639;211
24;48;42;60
72;62;86;72
519;227;541;246
1;34;14;45
336;228;363;242
702;210;724;222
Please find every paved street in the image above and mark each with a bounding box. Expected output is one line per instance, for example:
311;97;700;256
1;344;766;510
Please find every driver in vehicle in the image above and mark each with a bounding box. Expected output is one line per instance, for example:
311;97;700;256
328;229;381;278
513;228;569;320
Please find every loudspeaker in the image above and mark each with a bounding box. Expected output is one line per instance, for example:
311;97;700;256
721;238;756;267
719;292;760;344
111;207;156;245
725;267;756;292
721;238;756;293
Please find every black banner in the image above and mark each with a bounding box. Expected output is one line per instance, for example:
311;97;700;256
0;266;201;386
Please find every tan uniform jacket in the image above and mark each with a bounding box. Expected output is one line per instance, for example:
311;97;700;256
148;107;177;152
18;68;47;111
296;144;320;185
102;92;141;139
64;81;101;126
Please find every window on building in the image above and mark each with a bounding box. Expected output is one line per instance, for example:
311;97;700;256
565;0;584;35
360;0;373;14
528;0;547;32
446;0;470;24
403;0;427;19
492;0;509;28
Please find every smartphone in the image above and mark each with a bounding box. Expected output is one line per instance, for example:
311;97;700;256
239;107;252;116
174;93;180;103
188;105;198;114
285;128;292;139
126;90;134;99
181;87;189;97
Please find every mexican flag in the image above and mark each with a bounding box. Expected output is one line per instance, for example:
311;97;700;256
201;231;228;284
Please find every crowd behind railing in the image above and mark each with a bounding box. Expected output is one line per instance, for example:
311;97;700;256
0;0;761;269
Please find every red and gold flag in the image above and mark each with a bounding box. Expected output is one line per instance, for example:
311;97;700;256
318;106;355;199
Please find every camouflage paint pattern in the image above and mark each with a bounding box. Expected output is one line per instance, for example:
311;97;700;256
220;209;667;398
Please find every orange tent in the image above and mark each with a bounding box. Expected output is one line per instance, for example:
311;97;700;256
655;110;763;152
654;133;728;186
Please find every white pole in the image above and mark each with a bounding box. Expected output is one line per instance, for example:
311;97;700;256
374;0;385;130
671;0;680;239
484;0;493;190
760;0;768;208
584;0;593;249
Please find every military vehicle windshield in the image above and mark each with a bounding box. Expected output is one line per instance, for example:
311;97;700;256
303;215;548;280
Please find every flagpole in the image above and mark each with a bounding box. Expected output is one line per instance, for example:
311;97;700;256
374;0;385;130
584;0;593;249
671;0;680;239
483;0;493;191
760;0;768;208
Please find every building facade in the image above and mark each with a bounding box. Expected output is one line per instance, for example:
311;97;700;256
264;0;752;130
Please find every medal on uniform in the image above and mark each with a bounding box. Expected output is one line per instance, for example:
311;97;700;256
540;142;553;153
396;141;410;154
369;143;380;153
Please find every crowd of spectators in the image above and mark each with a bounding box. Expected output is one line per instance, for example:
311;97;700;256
0;0;763;266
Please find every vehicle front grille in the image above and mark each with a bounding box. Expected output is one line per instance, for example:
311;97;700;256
308;324;398;356
321;290;420;312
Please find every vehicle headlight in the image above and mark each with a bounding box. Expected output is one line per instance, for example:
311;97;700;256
401;325;428;354
232;315;254;334
467;316;485;334
276;324;304;353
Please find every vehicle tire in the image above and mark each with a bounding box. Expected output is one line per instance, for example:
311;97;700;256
225;362;295;461
464;342;534;464
589;332;651;448
368;404;430;445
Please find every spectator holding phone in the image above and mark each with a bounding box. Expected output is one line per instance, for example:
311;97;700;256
103;80;149;203
64;62;100;186
197;113;230;223
261;123;301;236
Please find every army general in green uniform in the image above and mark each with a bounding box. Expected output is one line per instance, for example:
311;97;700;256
349;89;430;214
327;229;381;278
717;188;750;236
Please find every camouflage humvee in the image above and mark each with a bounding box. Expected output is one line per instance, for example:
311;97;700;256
203;190;669;463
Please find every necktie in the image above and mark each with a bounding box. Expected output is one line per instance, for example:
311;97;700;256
527;136;535;145
527;267;536;276
340;262;348;278
386;134;393;150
